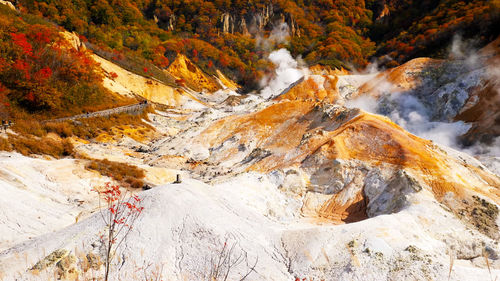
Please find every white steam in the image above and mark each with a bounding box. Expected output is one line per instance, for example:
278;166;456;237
347;93;471;148
450;34;479;67
254;20;308;99
344;35;500;156
345;95;378;112
269;22;290;45
256;22;291;51
260;49;306;99
384;93;471;148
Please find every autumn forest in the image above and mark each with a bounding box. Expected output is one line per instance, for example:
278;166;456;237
0;0;499;117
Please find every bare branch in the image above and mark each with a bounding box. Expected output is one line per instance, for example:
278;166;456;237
205;236;258;281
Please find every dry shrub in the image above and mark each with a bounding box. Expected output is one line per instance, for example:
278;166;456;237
6;111;152;158
12;119;46;137
65;111;153;140
125;177;145;189
2;118;74;157
86;158;145;188
43;122;74;138
0;137;13;152
9;135;74;158
12;106;152;140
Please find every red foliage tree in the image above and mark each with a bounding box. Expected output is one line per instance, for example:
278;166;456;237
34;67;52;82
11;33;33;57
93;183;144;281
12;59;31;79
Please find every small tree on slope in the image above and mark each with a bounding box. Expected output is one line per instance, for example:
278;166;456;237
93;182;144;281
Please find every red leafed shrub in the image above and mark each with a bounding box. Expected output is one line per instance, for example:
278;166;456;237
93;182;144;281
29;31;51;44
34;67;52;82
109;71;119;79
10;32;33;56
25;92;35;102
175;78;186;86
12;59;31;79
152;45;170;68
0;57;6;72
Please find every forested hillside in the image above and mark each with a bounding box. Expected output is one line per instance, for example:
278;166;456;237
9;0;500;91
0;4;130;119
369;0;500;65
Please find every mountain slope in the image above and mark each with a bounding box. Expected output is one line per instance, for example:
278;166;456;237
0;1;499;280
11;0;499;90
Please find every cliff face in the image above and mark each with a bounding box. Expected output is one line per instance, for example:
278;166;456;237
161;3;301;37
89;50;239;107
274;76;339;102
0;0;15;10
218;4;300;37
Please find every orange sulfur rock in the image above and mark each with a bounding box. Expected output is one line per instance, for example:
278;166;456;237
167;54;222;93
355;57;443;98
198;99;500;224
275;76;340;103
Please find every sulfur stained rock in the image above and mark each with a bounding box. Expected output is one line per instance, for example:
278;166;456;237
31;249;69;272
56;254;79;280
167;54;222;93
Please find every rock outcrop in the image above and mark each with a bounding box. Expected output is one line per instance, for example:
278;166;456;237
93;54;202;107
218;4;300;37
0;0;15;11
167;54;223;93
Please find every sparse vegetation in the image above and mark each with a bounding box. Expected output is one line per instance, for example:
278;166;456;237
42;122;74;138
8;134;74;158
448;249;455;281
43;111;154;141
0;109;154;160
457;195;499;240
11;119;46;137
205;236;258;281
1;119;75;158
0;137;12;152
405;245;418;254
86;158;145;189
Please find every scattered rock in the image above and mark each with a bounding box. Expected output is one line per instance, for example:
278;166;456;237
31;249;69;272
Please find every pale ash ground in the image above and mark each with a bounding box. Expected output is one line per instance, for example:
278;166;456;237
0;41;499;280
